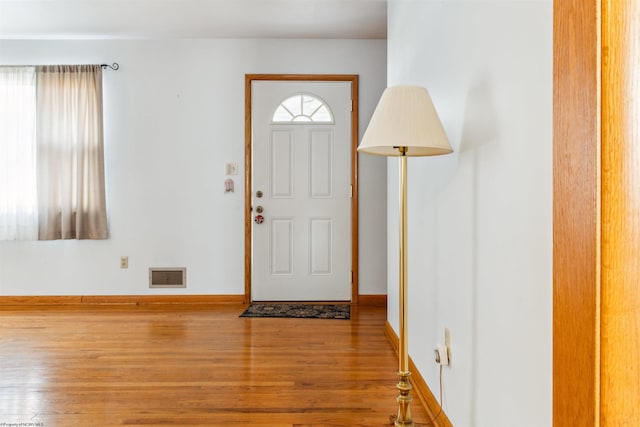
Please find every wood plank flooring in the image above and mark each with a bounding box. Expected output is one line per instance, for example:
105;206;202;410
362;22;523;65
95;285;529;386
0;304;433;426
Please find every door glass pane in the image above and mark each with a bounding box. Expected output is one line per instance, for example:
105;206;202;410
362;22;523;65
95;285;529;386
272;94;334;124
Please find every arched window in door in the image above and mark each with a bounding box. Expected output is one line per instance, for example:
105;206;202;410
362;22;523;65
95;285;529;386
272;93;334;124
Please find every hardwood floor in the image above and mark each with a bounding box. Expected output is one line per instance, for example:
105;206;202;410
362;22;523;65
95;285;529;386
0;304;433;426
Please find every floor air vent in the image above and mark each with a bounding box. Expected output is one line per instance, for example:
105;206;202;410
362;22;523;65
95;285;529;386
149;268;186;288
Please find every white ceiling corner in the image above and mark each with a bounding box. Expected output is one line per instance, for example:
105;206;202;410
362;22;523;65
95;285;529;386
0;0;388;40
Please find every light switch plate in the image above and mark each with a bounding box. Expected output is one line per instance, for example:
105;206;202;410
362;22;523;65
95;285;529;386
226;162;238;175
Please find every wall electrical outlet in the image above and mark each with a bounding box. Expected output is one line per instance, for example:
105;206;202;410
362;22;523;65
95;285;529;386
120;256;129;269
445;327;451;355
434;328;451;366
435;344;449;365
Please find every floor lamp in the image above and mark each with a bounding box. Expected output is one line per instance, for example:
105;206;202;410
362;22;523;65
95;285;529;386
358;86;453;426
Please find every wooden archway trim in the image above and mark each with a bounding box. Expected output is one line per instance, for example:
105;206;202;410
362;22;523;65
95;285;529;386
244;74;360;304
553;0;640;425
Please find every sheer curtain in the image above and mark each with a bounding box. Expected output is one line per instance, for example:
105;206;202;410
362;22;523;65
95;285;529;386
0;67;38;240
37;65;108;240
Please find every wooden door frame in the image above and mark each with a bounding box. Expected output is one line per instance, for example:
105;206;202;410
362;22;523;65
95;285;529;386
244;74;360;304
554;0;640;425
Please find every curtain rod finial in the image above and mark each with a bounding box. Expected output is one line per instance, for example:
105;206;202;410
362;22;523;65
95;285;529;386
101;63;119;71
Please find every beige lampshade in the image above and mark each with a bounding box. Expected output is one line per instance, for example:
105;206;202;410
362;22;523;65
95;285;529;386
358;85;453;157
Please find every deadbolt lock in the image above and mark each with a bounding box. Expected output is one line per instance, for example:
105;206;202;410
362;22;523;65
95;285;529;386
256;190;263;198
256;206;264;213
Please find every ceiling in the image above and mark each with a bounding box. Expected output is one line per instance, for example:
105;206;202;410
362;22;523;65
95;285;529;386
0;0;387;40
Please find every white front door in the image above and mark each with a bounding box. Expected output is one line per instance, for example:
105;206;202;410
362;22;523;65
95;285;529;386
251;81;352;301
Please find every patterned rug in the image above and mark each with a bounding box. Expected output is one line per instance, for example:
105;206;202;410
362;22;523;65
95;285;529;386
240;303;350;320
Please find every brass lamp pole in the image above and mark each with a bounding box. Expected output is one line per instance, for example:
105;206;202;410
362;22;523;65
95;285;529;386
396;146;412;425
357;86;453;426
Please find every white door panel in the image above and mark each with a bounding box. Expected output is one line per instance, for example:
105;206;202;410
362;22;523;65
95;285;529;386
252;81;351;301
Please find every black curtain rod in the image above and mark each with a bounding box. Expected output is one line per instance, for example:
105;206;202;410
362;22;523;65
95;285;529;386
101;63;119;70
1;63;120;69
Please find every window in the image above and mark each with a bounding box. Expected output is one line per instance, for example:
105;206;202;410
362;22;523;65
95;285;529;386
0;65;108;240
272;94;334;123
0;67;38;240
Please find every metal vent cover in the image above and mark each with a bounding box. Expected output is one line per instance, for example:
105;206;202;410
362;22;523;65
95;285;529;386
149;268;186;288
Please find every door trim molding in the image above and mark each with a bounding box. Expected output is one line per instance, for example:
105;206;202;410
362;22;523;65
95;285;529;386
554;0;640;424
244;74;360;304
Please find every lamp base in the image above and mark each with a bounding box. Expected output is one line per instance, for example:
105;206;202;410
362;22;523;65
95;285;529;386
390;371;414;427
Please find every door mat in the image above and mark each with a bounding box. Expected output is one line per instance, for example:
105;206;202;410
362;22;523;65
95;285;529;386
240;303;350;320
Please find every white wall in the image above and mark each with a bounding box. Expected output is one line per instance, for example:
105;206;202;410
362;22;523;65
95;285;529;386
386;1;552;426
0;38;387;296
